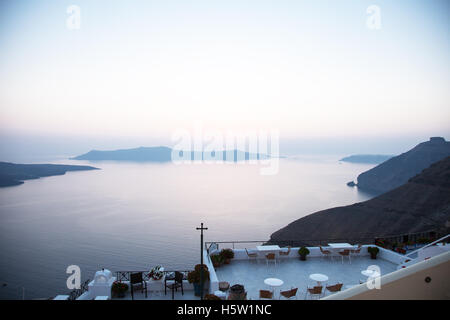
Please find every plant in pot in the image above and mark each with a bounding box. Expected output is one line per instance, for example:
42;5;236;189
367;246;379;259
111;281;129;298
187;264;210;297
219;248;234;264
204;293;221;300
298;246;310;261
148;265;164;281
211;254;223;268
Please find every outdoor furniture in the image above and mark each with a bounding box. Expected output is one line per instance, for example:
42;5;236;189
257;245;281;254
319;246;332;260
309;273;328;286
325;283;343;294
264;278;284;298
259;289;273;300
165;271;184;300
279;287;298;300
219;281;230;292
305;286;323;299
338;249;351;264
214;290;227;300
351;244;362;256
265;253;277;266
361;269;380;278
279;246;291;257
130;272;147;300
228;284;247;300
245;248;258;260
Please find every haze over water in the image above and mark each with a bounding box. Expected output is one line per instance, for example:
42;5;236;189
0;156;374;299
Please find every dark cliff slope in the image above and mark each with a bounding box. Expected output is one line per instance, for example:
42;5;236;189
356;137;450;194
270;156;450;244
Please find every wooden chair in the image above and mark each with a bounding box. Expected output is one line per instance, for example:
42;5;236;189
265;253;277;267
259;289;273;300
165;271;184;300
279;246;291;257
338;249;351;264
325;283;343;295
280;287;298;300
245;248;258;261
319;246;332;260
350;244;362;257
305;286;323;299
130;272;147;300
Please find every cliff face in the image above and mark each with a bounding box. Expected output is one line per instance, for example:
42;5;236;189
270;156;450;245
356;137;450;195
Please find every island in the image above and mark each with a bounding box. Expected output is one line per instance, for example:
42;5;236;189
339;154;394;164
71;146;269;162
356;137;450;194
0;162;99;187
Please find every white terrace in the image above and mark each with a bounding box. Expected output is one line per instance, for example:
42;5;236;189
54;235;450;300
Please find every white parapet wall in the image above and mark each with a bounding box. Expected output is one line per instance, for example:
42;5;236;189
323;251;450;300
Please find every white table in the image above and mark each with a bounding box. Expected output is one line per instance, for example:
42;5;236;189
328;243;354;249
264;278;284;298
257;245;281;252
361;270;380;278
309;273;329;286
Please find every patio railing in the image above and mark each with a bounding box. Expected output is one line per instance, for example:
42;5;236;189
205;237;376;252
114;270;192;282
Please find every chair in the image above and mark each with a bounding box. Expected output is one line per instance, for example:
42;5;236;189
350;244;362;257
338;249;351;264
165;271;184;300
130;272;147;300
319;246;332;260
265;253;277;267
259;289;273;300
279;287;298;300
279;246;291;258
305;286;323;299
245;248;258;261
325;283;343;295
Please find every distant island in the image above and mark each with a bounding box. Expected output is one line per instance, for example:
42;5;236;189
356;137;450;194
0;162;99;187
270;155;450;246
340;154;394;164
72;146;269;162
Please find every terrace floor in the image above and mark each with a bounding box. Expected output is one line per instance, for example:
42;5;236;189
214;255;397;300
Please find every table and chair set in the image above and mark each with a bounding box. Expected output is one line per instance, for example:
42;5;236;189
246;243;373;300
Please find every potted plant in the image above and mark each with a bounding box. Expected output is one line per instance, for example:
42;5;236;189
367;246;379;259
187;264;210;297
111;281;128;298
211;254;223;268
204;293;221;300
148;265;164;281
298;246;310;261
219;248;234;264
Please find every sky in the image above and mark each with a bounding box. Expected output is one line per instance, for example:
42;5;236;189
0;0;449;160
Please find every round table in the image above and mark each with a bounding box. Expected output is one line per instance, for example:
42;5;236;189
309;273;329;285
361;270;380;278
264;278;284;298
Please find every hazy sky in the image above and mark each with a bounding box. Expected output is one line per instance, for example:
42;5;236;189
0;0;449;159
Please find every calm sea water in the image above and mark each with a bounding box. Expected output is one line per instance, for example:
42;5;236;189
0;156;375;299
